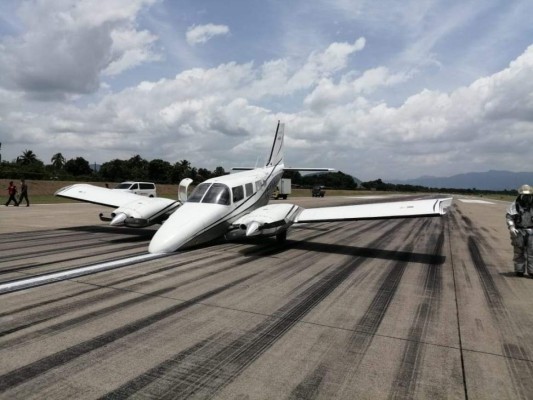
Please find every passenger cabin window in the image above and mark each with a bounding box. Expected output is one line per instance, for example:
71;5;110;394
245;183;253;197
255;180;262;191
202;183;230;205
140;183;154;190
187;183;210;203
232;186;244;203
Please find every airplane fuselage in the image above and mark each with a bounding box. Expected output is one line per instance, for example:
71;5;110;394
148;165;284;253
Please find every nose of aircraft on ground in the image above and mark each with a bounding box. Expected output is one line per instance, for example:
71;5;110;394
148;203;228;253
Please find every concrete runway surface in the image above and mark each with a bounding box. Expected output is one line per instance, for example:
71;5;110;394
1;195;532;399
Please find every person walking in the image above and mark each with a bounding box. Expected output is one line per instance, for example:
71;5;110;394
5;181;19;206
506;184;533;277
18;179;29;206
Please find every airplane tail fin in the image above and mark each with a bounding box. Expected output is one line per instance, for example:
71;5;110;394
266;121;284;167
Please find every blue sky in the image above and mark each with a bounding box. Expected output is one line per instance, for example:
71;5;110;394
1;0;532;180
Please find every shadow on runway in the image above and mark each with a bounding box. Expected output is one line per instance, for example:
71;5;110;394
236;238;445;265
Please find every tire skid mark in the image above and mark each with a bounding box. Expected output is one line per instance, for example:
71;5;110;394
98;335;223;399
468;235;533;399
287;364;328;400
0;253;245;347
0;240;149;263
0;274;256;393
0;229;107;246
1;250;242;320
292;218;427;399
0;249;148;277
102;220;409;399
389;224;445;399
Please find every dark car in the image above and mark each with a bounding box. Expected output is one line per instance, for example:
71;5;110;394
312;185;325;197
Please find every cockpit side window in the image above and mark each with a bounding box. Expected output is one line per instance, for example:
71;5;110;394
202;183;230;205
187;183;210;203
245;183;253;197
255;180;262;192
232;186;244;203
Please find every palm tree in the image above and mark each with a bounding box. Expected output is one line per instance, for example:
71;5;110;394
51;152;66;169
18;149;38;165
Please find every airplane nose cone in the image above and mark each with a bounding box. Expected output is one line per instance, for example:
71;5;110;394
148;203;228;254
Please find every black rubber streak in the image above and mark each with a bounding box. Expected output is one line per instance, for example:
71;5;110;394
101;219;422;399
0;274;256;393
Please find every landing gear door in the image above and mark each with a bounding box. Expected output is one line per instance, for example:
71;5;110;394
178;178;193;203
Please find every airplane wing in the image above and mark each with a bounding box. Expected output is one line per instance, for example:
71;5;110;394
295;197;452;223
55;184;147;208
55;184;180;227
230;197;452;239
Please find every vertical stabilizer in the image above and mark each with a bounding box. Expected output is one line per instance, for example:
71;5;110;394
266;121;284;166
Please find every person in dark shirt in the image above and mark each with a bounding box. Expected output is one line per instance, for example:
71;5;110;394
5;181;19;206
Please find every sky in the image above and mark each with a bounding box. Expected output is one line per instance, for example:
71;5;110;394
0;0;532;181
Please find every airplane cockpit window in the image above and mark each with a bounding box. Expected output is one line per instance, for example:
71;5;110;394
245;183;253;197
202;183;230;205
232;186;244;203
187;183;210;203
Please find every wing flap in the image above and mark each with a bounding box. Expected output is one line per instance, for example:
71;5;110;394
296;197;452;223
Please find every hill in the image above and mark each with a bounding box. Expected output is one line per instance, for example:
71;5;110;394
389;170;533;191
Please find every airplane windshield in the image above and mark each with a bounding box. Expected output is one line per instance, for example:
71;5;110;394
202;183;230;205
186;182;231;205
187;183;210;203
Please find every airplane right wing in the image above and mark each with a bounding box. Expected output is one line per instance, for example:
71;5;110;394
55;184;180;227
295;197;452;223
229;197;452;239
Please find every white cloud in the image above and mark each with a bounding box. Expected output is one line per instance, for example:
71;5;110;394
0;0;159;98
186;24;230;46
1;0;533;182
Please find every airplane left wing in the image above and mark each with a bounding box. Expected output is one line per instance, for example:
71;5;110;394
55;184;180;227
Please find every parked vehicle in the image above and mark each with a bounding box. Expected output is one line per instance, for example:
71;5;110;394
114;181;157;197
311;185;325;197
272;178;291;199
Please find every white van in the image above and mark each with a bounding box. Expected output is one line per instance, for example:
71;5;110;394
114;181;157;197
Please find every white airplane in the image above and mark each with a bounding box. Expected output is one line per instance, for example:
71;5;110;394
56;122;452;254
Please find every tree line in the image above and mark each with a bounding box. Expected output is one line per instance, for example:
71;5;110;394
0;149;360;189
1;149;516;195
0;150;227;183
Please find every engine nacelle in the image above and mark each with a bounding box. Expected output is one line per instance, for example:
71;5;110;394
102;197;180;227
227;203;302;239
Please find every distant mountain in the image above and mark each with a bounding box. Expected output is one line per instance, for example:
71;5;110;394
389;170;533;191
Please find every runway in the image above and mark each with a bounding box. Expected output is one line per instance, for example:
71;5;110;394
1;196;532;399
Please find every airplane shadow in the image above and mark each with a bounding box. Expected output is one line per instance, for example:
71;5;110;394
237;239;445;265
